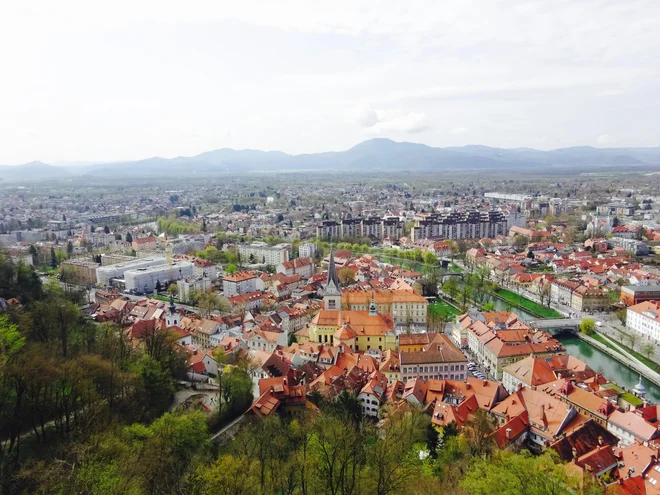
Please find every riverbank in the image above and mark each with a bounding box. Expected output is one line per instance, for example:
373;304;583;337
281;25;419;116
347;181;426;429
572;331;660;388
491;288;562;318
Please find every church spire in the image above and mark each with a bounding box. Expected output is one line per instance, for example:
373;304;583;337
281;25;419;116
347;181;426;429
323;249;342;310
369;291;377;316
326;248;340;289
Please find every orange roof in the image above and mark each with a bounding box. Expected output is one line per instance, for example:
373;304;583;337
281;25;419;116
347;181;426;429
311;309;394;336
341;290;426;306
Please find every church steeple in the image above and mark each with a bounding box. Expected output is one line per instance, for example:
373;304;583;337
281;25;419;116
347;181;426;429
369;291;377;316
323;249;342;310
166;294;180;327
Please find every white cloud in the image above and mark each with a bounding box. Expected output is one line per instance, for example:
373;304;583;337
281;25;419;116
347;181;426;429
450;127;468;135
351;104;379;128
351;105;430;134
596;134;617;146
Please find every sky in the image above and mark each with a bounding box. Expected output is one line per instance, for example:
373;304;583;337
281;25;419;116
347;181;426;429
1;0;660;165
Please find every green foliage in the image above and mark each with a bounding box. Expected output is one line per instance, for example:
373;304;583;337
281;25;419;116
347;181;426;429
221;366;254;416
0;254;43;303
157;215;200;236
461;450;578;495
225;263;238;275
580;318;596;336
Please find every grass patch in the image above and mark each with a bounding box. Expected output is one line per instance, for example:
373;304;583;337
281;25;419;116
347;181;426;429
620;392;644;407
449;264;462;273
590;333;625;356
597;332;660;373
429;299;462;319
494;289;562;318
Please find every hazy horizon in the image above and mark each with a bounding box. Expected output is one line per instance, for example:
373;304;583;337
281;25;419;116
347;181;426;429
2;1;660;165
4;137;660;168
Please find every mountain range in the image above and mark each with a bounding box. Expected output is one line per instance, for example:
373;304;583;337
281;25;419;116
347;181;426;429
2;139;660;181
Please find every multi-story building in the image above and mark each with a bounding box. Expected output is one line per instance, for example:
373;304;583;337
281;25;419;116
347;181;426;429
626;300;660;344
551;279;609;311
223;272;258;297
100;253;135;266
609;237;650;256
177;277;213;302
465;311;565;379
277;257;315;279
316;221;341;240
238;242;291;266
341;218;362;238
124;261;194;293
341;290;428;325
597;203;635;217
96;256;167;286
399;334;467;382
361;217;383;240
411;210;507;241
501;354;592;394
132;235;158;252
382;217;404;240
621;285;660;306
298;243;317;258
60;258;101;286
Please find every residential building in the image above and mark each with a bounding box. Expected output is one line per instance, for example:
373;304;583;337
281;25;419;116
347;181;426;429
177;277;212;302
502;354;593;394
316;221;341;240
223;272;258;297
411;210;507;241
238;242;291;265
626;300;660;344
465;311;565;379
382;217;404;240
551;278;609;312
609;237;650;256
607;410;660;446
277;257;315;279
361;217;383;240
60;258;101;286
298;243;317;258
358;371;389;417
399;334;467;382
341;218;362;238
132;235;158;252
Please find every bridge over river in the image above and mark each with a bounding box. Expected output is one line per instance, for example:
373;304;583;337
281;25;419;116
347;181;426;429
528;318;581;332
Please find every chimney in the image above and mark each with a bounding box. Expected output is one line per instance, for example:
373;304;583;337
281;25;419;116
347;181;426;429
505;428;512;440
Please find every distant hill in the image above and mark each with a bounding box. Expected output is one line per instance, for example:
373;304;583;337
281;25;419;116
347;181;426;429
0;161;69;181
84;139;660;177
4;140;660;180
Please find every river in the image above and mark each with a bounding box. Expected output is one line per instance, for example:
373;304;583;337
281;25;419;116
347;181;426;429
558;333;660;403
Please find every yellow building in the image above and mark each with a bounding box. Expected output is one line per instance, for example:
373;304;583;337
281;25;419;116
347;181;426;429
306;308;398;352
297;249;398;352
341;290;428;324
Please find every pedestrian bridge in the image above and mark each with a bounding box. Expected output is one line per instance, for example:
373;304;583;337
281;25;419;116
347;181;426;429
528;318;581;332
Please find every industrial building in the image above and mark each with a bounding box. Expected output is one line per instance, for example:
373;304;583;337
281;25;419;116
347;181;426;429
95;256;166;286
124;261;194;293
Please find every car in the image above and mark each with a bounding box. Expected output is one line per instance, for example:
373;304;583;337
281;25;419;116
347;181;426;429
595;321;603;327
